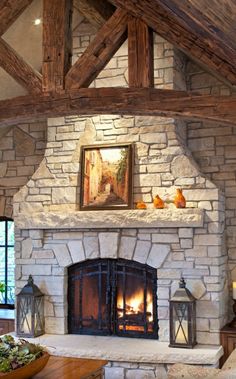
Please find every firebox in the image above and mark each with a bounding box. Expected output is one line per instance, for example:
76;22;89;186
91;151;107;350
68;258;158;339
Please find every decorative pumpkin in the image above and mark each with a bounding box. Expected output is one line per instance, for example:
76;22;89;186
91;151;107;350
136;201;147;209
174;188;186;208
153;194;164;209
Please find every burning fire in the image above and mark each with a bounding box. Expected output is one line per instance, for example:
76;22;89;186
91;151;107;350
117;289;153;331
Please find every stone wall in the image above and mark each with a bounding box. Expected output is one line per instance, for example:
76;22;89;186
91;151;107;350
0;121;47;217
12;19;229;347
185;60;236;315
13;112;227;345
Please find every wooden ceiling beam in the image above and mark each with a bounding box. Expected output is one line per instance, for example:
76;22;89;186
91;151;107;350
42;0;73;93
0;88;235;127
128;17;154;87
65;8;128;90
110;0;236;87
0;0;34;36
0;37;42;94
75;0;115;29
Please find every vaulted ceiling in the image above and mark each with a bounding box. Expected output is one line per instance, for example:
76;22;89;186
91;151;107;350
0;0;235;128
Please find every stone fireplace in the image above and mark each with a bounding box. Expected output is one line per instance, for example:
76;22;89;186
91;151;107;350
11;112;226;376
13;112;227;343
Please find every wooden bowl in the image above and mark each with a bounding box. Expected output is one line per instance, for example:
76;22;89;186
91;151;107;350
0;352;50;379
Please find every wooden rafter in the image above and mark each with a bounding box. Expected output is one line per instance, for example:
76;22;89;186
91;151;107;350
128;17;153;87
75;0;115;29
65;8;128;90
110;0;236;87
0;38;42;94
42;0;73;93
0;88;235;127
0;0;42;94
0;0;34;35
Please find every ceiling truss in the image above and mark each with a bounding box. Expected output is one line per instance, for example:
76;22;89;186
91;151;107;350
0;0;235;127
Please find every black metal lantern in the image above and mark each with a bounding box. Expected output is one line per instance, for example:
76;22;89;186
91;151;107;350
16;275;44;338
169;278;197;348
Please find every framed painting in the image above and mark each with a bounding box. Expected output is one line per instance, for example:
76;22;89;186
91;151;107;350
80;143;133;210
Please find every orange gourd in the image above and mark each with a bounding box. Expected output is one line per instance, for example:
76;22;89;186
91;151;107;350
174;188;186;208
153;195;164;209
136;201;147;209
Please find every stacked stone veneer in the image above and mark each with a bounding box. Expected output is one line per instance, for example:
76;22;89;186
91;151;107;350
0;121;47;218
11;21;228;351
185;60;236;316
13;112;227;345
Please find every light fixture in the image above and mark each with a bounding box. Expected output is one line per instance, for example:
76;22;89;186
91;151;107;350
169;277;197;348
34;18;41;26
16;275;45;338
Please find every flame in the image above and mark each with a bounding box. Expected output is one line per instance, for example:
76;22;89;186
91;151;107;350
117;288;153;331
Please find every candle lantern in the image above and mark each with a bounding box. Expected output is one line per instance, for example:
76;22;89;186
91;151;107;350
16;275;44;338
169;278;196;348
229;282;236;327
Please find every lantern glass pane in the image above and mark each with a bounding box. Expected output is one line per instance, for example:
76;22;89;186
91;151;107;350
35;297;44;334
18;297;33;335
173;303;189;344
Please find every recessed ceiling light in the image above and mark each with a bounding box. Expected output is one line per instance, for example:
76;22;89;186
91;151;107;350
34;18;41;26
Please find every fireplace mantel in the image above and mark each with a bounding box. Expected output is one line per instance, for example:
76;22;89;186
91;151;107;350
15;208;203;230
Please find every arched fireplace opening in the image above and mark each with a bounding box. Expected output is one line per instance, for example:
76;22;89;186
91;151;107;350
68;258;158;339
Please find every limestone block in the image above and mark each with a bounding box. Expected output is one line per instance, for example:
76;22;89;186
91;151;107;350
180;239;193;249
45;301;55;317
135;142;149;157
118;237;136;260
0;197;5;215
29;230;44;239
155;366;168;379
105;367;125;379
140;133;166;144
48;117;65;126
32;250;54;259
171;279;206;300
68;240;85;263
0;163;7;177
39;276;65;296
196;301;220;318
133;241;151;264
147;244;170;268
185;246;207;257
22;238;33;258
134;174;161;187
22;264;51;276
171;155;199;178
126;369;156;379
14;127;35;156
32;160;54;180
45;317;66;334
178;228;193;238
32;240;43;248
194;234;222;246
52;187;76;204
99;233;119;258
152;234;179;244
15;265;21;280
184;189;219;201
84;236;99;259
52;244;72;267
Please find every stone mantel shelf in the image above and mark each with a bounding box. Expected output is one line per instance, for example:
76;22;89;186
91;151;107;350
15;208;203;230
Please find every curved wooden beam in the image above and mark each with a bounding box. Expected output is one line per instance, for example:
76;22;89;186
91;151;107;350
0;88;235;127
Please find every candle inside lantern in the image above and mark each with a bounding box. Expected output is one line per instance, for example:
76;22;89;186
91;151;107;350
233;282;236;300
175;320;188;343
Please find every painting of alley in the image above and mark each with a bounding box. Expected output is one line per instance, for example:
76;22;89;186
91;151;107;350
82;146;130;209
